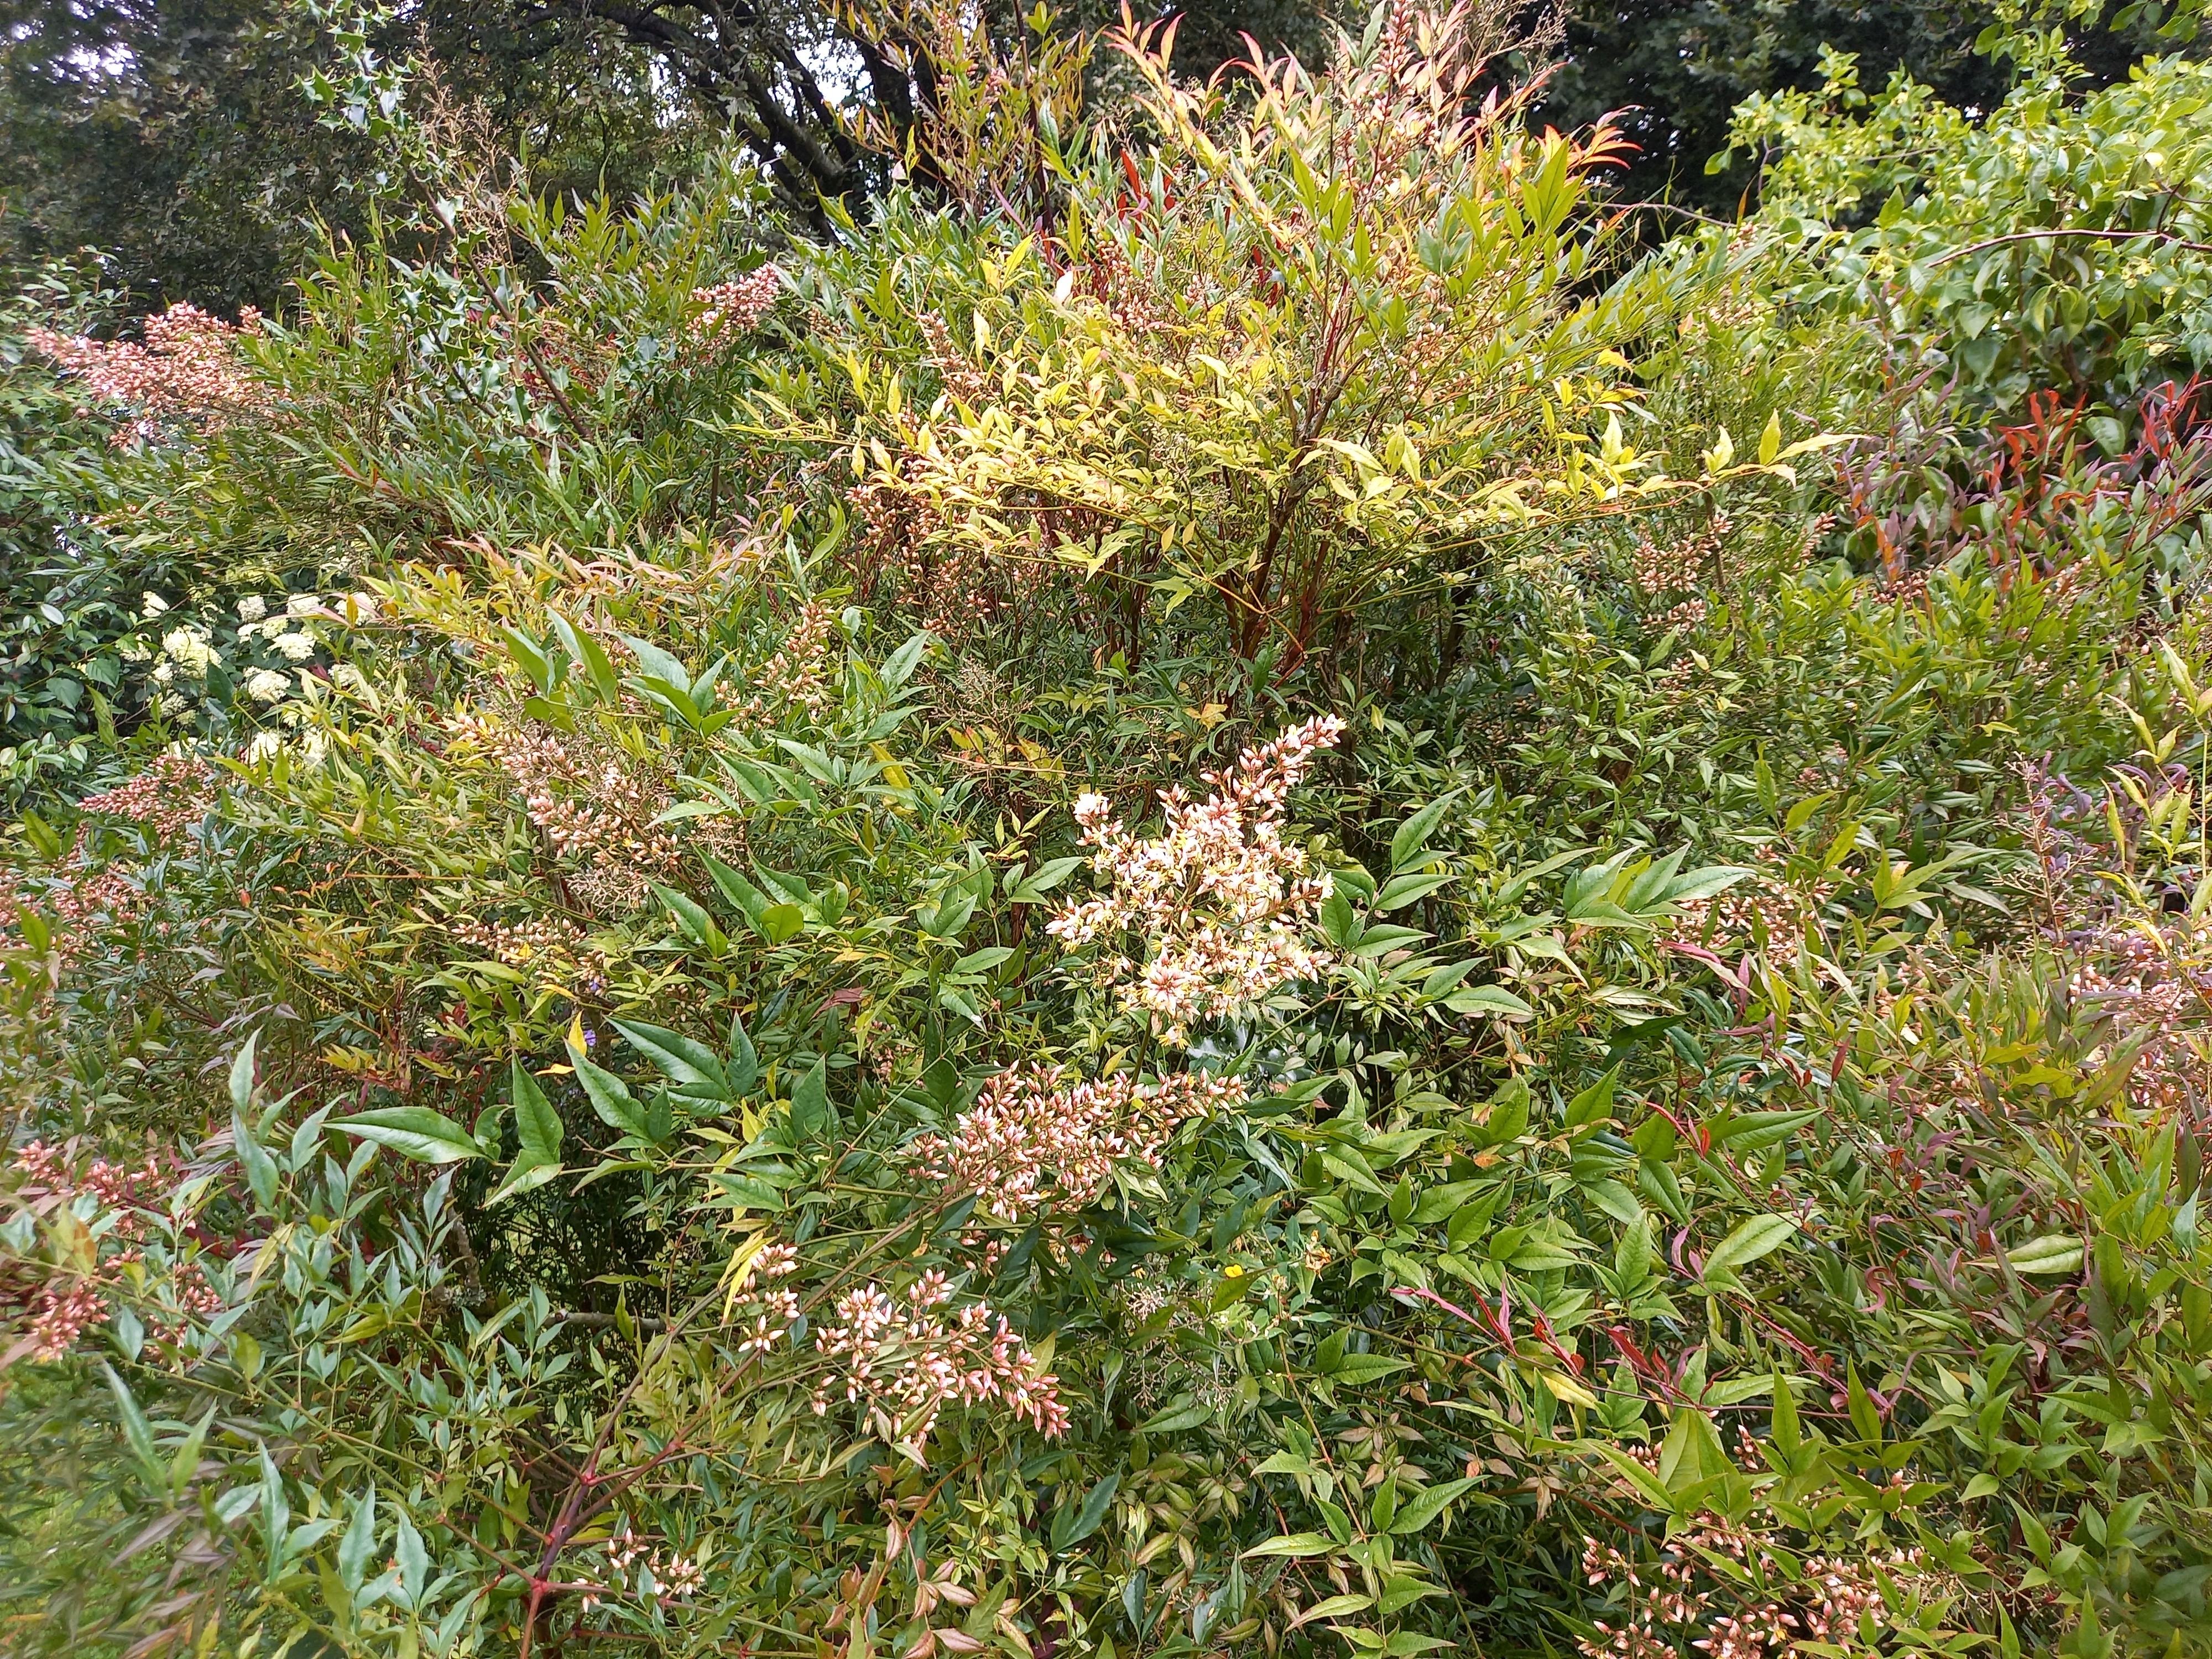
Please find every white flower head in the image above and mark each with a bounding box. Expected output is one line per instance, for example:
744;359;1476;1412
154;690;188;718
331;663;369;693
236;596;268;623
243;732;281;762
161;628;216;675
118;637;151;662
286;594;320;618
1047;715;1347;1041
243;667;292;704
140;591;170;618
259;616;291;641
270;630;317;663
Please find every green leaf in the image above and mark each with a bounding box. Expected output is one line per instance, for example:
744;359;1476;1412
1846;1362;1884;1444
1565;1065;1620;1128
1010;856;1083;903
727;1013;759;1095
703;854;769;922
1587;1440;1678;1514
1770;1371;1801;1457
2007;1235;2084;1276
101;1363;163;1489
759;902;804;945
338;1486;377;1593
1445;985;1532;1018
882;632;930;688
1374;870;1454;911
1292;1594;1373;1629
1702;1214;1796;1280
336;1106;483;1164
1138;1398;1213;1433
565;1039;649;1138
1326;1353;1411;1385
1391;794;1458;872
619;632;690;690
611;1019;728;1095
550;612;620;703
789;1057;832;1140
168;1407;213;1498
395;1510;428;1600
228;1031;259;1115
1320;886;1362;947
1479;1079;1530;1144
488;1156;562;1207
1242;1532;1338;1559
949;945;1013;977
1380;1632;1453;1655
1710;1108;1820;1152
510;1062;564;1165
1055;1472;1120;1551
258;1442;289;1576
233;1111;279;1209
1388;1477;1475;1534
1658;1406;1733;1495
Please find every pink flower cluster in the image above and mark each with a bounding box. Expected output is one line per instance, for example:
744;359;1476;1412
1048;715;1345;1040
811;1274;1067;1450
29;303;268;442
733;1240;802;1358
597;1520;706;1606
6;1141;173;1361
1577;1525;1908;1659
905;1067;1246;1223
77;754;220;841
690;267;781;345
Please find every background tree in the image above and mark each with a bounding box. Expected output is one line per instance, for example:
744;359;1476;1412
0;0;720;313
1541;0;2187;210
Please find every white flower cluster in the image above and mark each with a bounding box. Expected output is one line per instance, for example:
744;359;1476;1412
904;1067;1246;1223
1048;715;1346;1041
808;1275;1067;1451
160;628;216;676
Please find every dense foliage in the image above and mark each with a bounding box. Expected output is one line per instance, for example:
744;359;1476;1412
13;2;2212;1657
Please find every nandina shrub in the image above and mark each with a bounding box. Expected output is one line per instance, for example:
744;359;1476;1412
15;4;2212;1657
771;3;1820;682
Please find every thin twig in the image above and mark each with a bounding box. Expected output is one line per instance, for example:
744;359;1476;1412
1930;226;2212;265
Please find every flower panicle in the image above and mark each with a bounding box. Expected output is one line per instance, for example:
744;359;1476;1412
1048;714;1345;1040
810;1279;1067;1451
904;1066;1246;1223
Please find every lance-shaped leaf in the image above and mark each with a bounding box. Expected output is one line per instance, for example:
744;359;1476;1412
336;1106;483;1164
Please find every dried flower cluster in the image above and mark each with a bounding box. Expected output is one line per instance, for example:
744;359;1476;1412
810;1274;1067;1449
905;1067;1246;1223
730;1240;802;1359
450;714;682;910
586;1520;706;1609
29;302;268;441
847;460;1042;639
920;311;997;408
34;864;150;969
450;915;607;995
1049;715;1345;1039
2017;764;2212;1112
723;599;838;723
1629;518;1735;632
1578;1523;1908;1659
1666;845;1836;954
6;1141;181;1362
76;753;220;839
